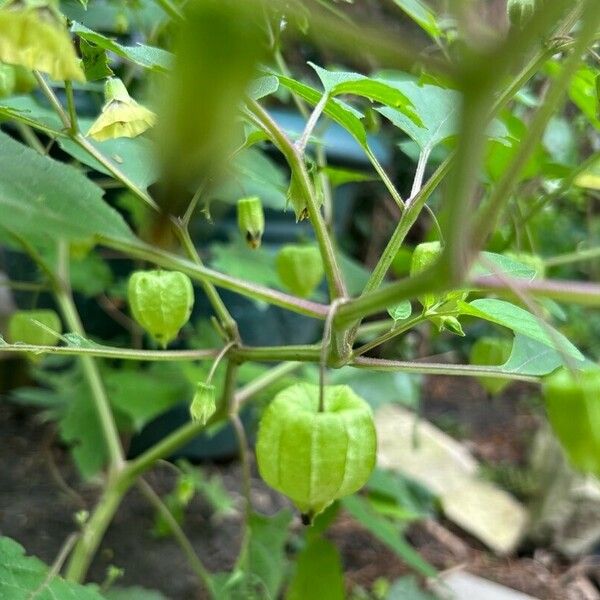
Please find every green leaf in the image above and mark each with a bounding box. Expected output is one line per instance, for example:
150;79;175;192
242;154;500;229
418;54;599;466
240;510;293;599
0;95;63;135
321;166;377;187
342;495;436;577
275;73;367;146
500;334;568;376
338;252;371;296
388;300;412;321
248;75;279;100
462;299;584;361
376;74;508;151
390;0;442;39
376;78;460;150
470;251;538;281
0;536;106;600
309;63;422;127
60;128;159;192
80;38;114;81
0;130;136;246
213;148;287;209
286;538;344;600
59;380;108;478
210;242;280;289
71;21;172;72
367;469;436;521
330;367;420;410
105;363;190;432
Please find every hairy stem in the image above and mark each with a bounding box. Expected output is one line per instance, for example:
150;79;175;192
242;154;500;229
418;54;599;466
245;97;347;299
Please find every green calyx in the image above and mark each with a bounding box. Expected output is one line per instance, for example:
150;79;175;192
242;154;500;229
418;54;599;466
256;383;377;520
469;337;513;395
190;382;216;425
276;244;324;299
543;368;600;476
237;196;265;249
8;309;62;347
127;270;194;348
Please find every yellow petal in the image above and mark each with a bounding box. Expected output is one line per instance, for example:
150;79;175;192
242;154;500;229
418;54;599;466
87;99;157;141
0;11;84;82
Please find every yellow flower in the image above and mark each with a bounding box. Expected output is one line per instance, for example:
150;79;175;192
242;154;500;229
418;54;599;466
87;78;156;141
0;1;84;82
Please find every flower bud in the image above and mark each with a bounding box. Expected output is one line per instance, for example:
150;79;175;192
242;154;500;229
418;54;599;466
237;196;265;249
190;382;216;424
87;78;156;141
128;270;194;347
0;0;85;82
276;244;324;298
507;0;536;28
8;309;62;346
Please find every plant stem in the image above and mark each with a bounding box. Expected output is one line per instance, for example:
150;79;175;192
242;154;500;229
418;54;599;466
174;225;239;341
0;342;323;364
65;477;130;582
64;80;79;135
105;237;330;320
235;345;320;363
245;98;347;300
545;246;600;267
472;0;600;250
352;357;539;383
54;243;124;472
352;313;429;358
74;133;158;211
33;71;70;129
137;479;215;597
296;92;329;154
207;342;235;383
470;276;600;307
235;361;302;409
34;71;160;213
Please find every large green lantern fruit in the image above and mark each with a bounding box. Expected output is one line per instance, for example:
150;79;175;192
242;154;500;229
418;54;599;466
276;245;324;298
8;309;62;346
256;383;377;522
128;270;194;347
543;368;600;475
469;337;513;395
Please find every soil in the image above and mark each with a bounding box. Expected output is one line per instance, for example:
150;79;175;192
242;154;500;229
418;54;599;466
1;373;598;600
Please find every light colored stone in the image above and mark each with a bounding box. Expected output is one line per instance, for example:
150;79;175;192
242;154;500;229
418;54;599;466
442;480;528;555
375;405;528;555
434;571;540;600
528;424;600;557
376;405;478;495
